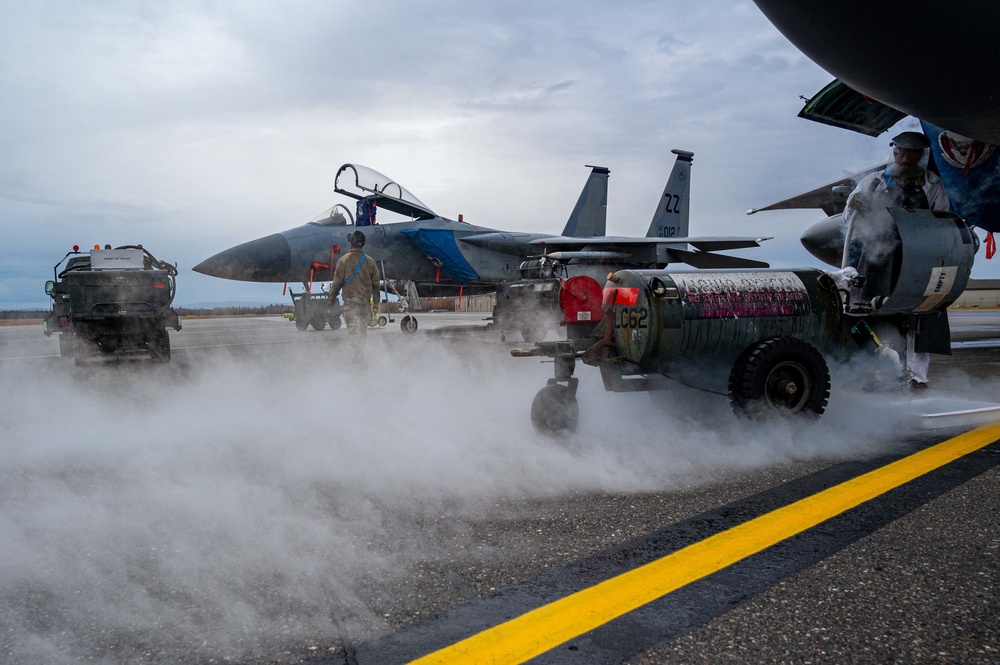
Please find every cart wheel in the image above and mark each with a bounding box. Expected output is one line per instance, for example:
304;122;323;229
530;384;578;435
728;336;830;418
400;316;418;334
295;318;309;331
521;327;546;343
377;315;388;327
310;318;326;331
330;317;342;330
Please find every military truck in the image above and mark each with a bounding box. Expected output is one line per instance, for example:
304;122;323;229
44;244;181;365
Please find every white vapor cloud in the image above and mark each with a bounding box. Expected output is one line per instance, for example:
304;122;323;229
0;331;918;663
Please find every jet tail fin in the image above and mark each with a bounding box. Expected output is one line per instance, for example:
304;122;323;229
647;149;693;238
560;165;609;237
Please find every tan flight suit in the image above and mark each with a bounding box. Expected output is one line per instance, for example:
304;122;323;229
330;247;380;361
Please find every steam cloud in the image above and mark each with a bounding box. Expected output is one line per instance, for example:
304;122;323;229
0;327;926;663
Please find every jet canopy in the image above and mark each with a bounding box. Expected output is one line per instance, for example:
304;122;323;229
309;203;354;226
334;163;437;220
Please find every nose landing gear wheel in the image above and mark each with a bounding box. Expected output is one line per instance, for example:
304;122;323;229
530;383;579;435
400;315;418;334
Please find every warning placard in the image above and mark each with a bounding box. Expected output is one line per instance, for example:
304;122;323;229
672;272;810;319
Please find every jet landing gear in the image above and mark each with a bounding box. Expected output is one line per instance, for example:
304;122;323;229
526;352;579;435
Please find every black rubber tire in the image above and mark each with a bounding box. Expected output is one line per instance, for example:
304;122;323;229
530;384;579;435
149;329;171;363
330;317;342;330
310;318;326;331
728;336;830;418
401;316;418;334
72;333;91;367
58;333;73;357
295;318;309;331
521;327;547;343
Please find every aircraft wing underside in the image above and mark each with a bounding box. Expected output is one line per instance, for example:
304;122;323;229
747;163;886;217
530;235;771;269
532;235;770;251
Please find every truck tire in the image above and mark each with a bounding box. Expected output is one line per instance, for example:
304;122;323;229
728;336;830;418
72;333;91;367
58;333;73;357
530;383;579;435
295;318;309;331
330;316;342;330
149;329;171;363
310;318;326;331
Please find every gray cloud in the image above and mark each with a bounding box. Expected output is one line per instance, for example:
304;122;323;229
1;1;997;309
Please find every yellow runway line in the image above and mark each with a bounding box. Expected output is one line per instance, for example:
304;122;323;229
411;423;1000;664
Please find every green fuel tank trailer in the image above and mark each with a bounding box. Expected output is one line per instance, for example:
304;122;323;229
596;267;846;420
515;209;976;435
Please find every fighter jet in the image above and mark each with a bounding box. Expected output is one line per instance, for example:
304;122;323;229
493;149;771;342
194;159;769;304
749;0;1000;260
469;149;771;270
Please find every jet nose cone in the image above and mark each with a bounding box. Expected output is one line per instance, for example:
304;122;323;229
800;215;847;267
194;233;292;281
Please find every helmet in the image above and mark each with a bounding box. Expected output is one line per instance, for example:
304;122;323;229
890;131;930;150
348;230;366;247
888;131;929;176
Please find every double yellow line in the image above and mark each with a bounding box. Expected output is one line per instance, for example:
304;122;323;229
412;423;1000;664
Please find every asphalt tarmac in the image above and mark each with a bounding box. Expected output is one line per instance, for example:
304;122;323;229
0;311;997;664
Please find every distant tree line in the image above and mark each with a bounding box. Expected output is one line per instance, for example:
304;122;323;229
175;304;293;317
0;310;47;321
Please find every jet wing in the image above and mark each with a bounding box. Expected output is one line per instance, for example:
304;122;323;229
333;163;438;220
747;162;886;217
529;235;771;269
661;248;769;269
531;235;769;251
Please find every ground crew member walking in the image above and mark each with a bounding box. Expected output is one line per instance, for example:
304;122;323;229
329;231;380;364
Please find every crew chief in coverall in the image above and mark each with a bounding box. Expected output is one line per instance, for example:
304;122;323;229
329;230;380;363
842;131;951;388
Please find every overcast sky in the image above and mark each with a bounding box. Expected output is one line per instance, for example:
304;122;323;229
3;0;997;309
